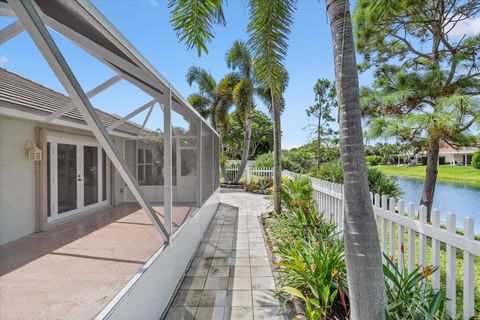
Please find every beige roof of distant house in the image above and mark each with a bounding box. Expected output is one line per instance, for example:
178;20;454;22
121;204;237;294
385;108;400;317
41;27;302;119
438;146;480;154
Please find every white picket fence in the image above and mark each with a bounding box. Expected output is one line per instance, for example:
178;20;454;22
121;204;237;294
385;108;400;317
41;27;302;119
223;166;274;183
282;170;479;319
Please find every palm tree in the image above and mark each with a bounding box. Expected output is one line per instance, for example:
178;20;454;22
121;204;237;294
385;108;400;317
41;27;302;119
186;66;239;176
170;0;386;316
226;40;255;184
247;0;295;214
326;0;386;318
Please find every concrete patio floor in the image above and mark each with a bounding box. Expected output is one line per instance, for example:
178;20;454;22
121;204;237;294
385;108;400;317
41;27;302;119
164;190;286;320
0;203;196;320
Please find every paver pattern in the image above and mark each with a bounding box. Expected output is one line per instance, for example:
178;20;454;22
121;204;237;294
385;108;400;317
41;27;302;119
164;190;286;320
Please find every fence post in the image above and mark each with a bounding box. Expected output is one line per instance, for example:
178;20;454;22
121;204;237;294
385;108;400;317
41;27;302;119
246;166;251;184
389;197;396;260
446;213;456;316
431;209;441;291
418;205;427;268
463;217;474;320
407;202;416;273
382;195;388;257
397;199;405;274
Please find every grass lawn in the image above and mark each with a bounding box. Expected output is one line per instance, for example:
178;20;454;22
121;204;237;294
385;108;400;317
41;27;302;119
376;165;480;187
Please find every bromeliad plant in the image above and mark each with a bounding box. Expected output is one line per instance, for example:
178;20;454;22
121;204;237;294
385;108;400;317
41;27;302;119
281;175;315;214
245;176;273;194
383;254;446;319
276;234;348;319
269;176;348;319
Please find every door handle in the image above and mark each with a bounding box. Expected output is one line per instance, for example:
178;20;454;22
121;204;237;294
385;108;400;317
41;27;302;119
78;175;82;182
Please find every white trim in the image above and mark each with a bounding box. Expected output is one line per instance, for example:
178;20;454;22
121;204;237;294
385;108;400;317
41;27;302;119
0;106;138;139
47;135;108;223
0;20;24;45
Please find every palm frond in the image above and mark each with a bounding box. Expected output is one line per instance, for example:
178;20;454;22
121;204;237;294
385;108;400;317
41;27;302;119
233;78;254;120
188;93;212;119
226;40;253;79
247;0;296;95
168;0;226;56
186;66;217;98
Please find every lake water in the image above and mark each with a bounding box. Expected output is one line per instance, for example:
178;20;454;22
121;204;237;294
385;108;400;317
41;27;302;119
392;176;480;233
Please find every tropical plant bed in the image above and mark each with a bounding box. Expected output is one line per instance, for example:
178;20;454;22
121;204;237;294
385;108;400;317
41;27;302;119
261;211;321;320
265;176;452;319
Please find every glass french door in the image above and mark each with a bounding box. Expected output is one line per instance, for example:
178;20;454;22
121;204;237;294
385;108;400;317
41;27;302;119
47;137;108;221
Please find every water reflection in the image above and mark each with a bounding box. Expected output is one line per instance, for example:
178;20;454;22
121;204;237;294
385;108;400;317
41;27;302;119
392;176;480;233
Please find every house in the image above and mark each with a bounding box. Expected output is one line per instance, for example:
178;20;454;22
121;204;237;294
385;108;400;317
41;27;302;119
390;146;479;166
0;1;220;319
438;146;479;166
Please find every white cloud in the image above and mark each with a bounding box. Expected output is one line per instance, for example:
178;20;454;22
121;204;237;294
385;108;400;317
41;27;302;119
0;56;8;66
146;0;160;6
449;17;480;39
282;143;302;150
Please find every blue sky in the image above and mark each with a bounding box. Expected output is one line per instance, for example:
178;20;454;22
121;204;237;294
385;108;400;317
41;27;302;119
1;0;476;148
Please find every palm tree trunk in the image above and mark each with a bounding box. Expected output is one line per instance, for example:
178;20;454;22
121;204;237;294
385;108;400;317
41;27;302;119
327;0;386;318
420;136;440;221
233;112;253;183
271;90;282;214
216;121;227;182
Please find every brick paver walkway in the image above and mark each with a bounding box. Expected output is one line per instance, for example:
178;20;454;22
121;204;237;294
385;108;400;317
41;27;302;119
164;190;286;320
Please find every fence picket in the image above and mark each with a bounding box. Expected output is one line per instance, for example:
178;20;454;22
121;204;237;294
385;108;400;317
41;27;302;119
446;213;457;316
463;217;474;320
389;197;396;260
431;209;441;291
382;195;388;258
397;200;405;274
375;194;382;236
407;202;416;273
419;205;427;268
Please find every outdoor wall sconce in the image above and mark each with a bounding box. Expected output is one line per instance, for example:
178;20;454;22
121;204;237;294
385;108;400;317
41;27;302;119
25;142;42;161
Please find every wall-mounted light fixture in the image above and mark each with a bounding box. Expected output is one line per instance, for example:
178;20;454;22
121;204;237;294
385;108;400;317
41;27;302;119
25;142;42;161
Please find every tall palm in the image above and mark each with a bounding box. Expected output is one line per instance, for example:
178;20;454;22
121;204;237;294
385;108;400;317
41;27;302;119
186;66;239;175
327;0;386;318
247;0;295;214
170;0;386;316
226;40;255;183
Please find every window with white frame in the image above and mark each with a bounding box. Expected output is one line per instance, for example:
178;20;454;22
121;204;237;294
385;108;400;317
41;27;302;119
137;147;153;185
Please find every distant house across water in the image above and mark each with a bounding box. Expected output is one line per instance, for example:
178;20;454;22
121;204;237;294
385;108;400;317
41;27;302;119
392;146;480;166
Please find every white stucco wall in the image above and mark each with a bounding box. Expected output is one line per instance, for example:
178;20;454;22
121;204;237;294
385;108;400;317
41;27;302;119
112;138;126;205
0;117;37;245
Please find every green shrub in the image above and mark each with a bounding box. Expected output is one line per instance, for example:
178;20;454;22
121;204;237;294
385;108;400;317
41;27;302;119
311;161;402;198
367;167;403;198
254;152;274;167
268;175;347;319
472;151;480;169
281;176;315;214
277;234;347;320
383;254;446;319
311;161;343;184
245;176;273;194
366;155;384;166
268;172;443;319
